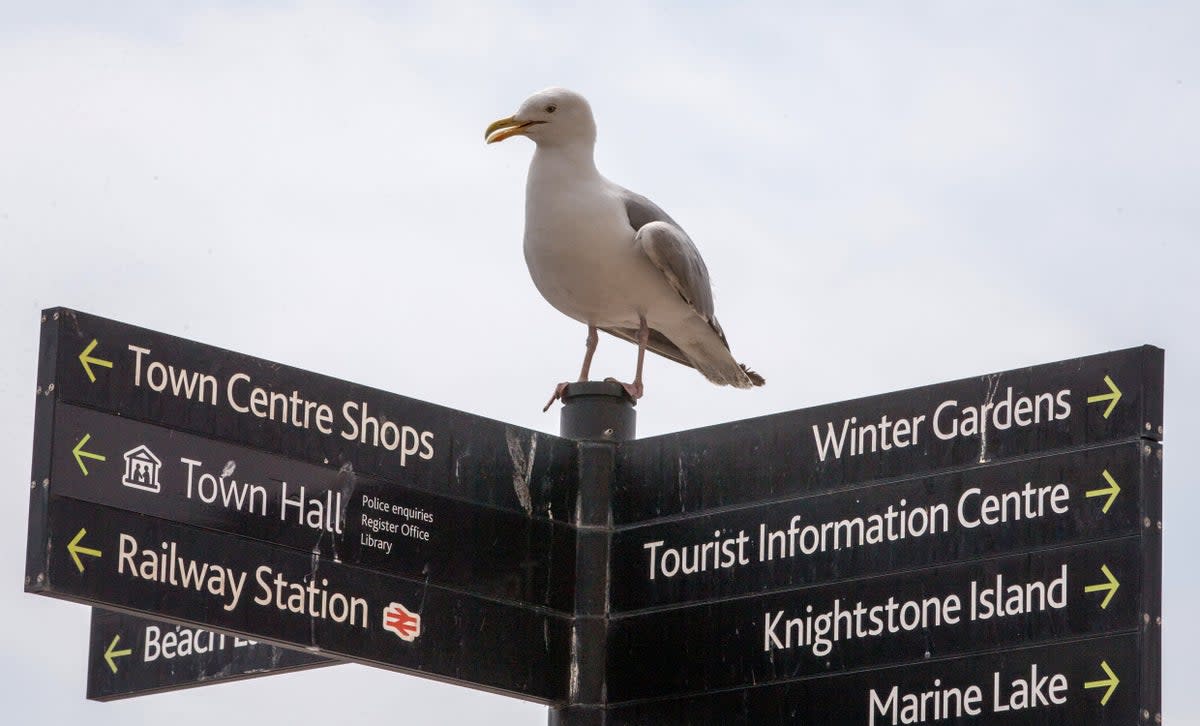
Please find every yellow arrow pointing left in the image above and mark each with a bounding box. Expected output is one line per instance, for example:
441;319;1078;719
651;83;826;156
72;433;106;476
78;339;113;383
104;634;132;673
67;528;102;572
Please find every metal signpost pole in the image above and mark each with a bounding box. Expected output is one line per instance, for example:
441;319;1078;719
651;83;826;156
551;383;636;726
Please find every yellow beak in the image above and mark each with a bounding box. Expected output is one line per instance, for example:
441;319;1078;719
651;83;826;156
485;116;543;144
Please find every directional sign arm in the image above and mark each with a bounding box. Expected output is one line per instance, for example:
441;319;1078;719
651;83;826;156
78;339;113;383
68;528;102;572
104;634;132;673
1084;660;1120;706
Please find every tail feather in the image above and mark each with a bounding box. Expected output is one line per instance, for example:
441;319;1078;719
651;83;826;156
601;320;765;390
684;343;764;389
740;363;766;387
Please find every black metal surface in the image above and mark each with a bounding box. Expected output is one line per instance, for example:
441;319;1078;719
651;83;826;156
51;402;575;612
611;442;1151;612
549;707;606;726
34;496;571;703
550;438;624;726
27;307;578;704
26;312;59;594
608;536;1143;702
43;308;579;523
87;610;332;701
614;346;1163;524
604;632;1152;725
559;382;636;442
22;308;1162;722
1137;442;1163;718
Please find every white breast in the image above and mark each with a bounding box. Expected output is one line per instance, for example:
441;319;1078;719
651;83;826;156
522;152;687;329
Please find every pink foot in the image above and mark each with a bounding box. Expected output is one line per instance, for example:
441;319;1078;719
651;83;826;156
543;382;571;412
604;377;643;401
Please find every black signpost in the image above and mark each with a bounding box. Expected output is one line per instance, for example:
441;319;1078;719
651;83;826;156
88;610;331;701
611;441;1150;610
603;632;1147;725
595;343;1162;724
28;308;578;703
48;401;576;611
45;494;569;699
24;308;1162;724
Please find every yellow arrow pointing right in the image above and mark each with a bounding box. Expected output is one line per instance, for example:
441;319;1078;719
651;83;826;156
1085;470;1122;514
1087;375;1122;419
1084;660;1120;706
104;634;132;673
1084;564;1120;609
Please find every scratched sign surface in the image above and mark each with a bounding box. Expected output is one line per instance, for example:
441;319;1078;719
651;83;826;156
27;309;576;703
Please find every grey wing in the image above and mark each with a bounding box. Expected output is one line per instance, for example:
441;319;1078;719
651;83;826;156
601;188;730;364
616;187;717;321
619;186;680;229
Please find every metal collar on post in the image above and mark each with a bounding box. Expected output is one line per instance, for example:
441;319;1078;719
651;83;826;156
558;382;637;442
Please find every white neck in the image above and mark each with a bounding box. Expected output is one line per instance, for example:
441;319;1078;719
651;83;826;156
530;140;600;177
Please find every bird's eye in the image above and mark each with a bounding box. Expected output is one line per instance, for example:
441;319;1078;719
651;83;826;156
546;104;557;113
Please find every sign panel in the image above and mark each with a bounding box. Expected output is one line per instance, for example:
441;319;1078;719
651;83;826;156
602;344;1163;723
32;496;571;702
40;308;579;524
88;610;332;701
24;308;1161;720
50;402;575;611
615;346;1162;523
608;536;1146;701
604;632;1154;725
26;308;577;702
611;442;1155;611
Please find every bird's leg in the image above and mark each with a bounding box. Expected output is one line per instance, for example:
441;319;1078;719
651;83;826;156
543;325;600;412
578;325;599;381
629;316;649;399
607;316;648;401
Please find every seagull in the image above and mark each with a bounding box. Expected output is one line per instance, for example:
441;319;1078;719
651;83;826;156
486;88;764;410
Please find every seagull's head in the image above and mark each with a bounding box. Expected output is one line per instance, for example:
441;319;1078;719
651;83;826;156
486;88;596;148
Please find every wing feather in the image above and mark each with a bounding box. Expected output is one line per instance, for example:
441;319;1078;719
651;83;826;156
618;187;726;346
600;326;694;368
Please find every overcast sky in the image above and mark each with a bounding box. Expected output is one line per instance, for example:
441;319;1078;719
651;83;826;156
2;1;1197;723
